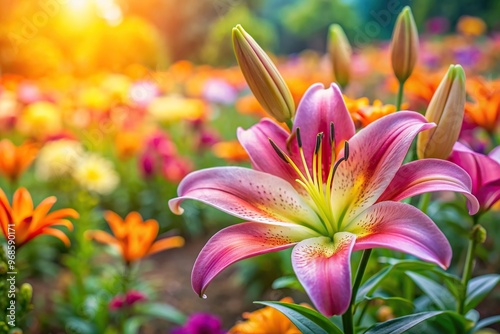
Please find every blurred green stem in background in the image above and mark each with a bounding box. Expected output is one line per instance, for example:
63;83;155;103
458;214;485;314
396;80;405;112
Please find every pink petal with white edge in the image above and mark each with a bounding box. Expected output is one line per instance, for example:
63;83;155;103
348;202;451;269
331;111;435;227
237;119;299;186
378;159;479;215
489;146;500;164
293;83;355;176
292;232;356;316
169;167;325;233
192;222;317;296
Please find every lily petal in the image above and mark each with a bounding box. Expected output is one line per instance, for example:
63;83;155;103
331;111;434;227
192;222;315;296
293;83;355;174
349;202;451;269
489;146;500;164
378;159;479;215
476;179;500;210
291;233;356;316
147;236;185;256
237;119;299;185
169;167;324;233
449;142;500;193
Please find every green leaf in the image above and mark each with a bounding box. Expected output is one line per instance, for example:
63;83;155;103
272;276;304;291
406;272;455;310
364;295;414;310
365;311;468;334
356;266;392;304
255;301;343;334
124;317;147;334
474;315;500;331
464;274;500;313
380;258;437;271
135;303;186;324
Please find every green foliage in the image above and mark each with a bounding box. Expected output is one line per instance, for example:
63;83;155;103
256;301;343;334
200;5;277;65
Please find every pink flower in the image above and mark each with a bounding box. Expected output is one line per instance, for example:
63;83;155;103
124;290;147;305
449;142;500;211
170;83;478;316
109;295;125;311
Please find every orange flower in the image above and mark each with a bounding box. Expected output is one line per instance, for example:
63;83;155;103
457;16;487;37
0;187;78;248
87;211;184;263
230;297;305;334
344;96;399;128
0;139;39;183
212;141;249;163
236;95;267;118
115;131;144;160
465;77;500;133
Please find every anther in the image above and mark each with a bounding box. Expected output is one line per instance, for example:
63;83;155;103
296;128;303;148
314;133;324;154
344;141;350;160
268;138;289;163
329;122;335;145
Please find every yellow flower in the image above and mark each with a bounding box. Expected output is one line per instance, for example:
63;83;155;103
18;102;62;139
73;154;119;195
148;96;206;123
230;298;305;334
344;96;399;128
35;140;84;181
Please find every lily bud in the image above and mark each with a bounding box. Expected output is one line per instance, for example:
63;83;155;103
470;224;487;244
417;65;466;159
232;24;295;123
328;24;352;88
390;6;419;83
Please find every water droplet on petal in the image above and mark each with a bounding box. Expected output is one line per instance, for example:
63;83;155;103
202;294;207;299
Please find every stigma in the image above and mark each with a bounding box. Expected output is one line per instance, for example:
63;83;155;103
268;123;349;234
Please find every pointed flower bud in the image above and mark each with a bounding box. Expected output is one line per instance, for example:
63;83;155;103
390;6;419;83
328;24;352;88
417;65;466;159
232;24;295;123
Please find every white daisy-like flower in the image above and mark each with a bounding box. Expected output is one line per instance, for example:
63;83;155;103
72;154;120;195
36;140;84;181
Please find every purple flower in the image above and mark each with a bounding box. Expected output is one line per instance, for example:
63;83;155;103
171;313;226;334
202;79;237;105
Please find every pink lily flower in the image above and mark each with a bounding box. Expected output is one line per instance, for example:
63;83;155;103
449;142;500;211
169;83;479;316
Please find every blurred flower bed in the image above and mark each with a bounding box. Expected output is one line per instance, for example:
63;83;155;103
1;1;500;332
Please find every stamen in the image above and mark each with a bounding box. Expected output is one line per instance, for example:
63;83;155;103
314;133;324;154
296;128;303;148
329;122;335;146
344;141;350;160
268;138;289;163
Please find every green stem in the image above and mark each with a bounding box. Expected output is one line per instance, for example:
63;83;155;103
396;80;405;111
458;215;479;314
285;119;294;131
342;249;372;334
418;193;431;215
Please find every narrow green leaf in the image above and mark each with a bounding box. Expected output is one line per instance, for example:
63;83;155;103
135;303;186;324
474;315;500;331
124;316;147;334
406;272;455;310
256;301;343;334
272;276;304;291
365;311;468;334
464;274;500;313
356;266;392;303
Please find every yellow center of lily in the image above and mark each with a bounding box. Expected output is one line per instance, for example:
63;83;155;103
269;123;349;236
